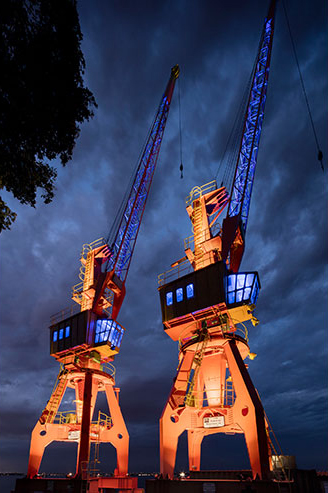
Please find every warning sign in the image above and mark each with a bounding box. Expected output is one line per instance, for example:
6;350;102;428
203;415;225;428
68;430;80;441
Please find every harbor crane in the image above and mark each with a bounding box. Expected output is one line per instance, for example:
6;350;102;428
158;0;278;480
26;65;179;483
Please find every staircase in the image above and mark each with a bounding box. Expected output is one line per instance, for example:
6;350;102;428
43;366;69;424
192;198;204;270
185;331;209;407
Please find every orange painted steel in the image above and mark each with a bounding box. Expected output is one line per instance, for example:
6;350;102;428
27;237;130;479
27;362;128;479
26;67;180;484
159;182;271;479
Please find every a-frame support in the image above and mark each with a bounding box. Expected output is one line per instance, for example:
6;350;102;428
160;337;270;479
27;367;129;478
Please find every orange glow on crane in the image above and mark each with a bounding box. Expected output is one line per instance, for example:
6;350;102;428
158;181;273;479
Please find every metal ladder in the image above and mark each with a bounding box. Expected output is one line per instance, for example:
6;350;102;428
192;198;204;269
44;365;69;423
185;329;209;407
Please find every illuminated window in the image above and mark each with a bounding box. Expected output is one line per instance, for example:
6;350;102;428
228;292;235;304
246;273;254;287
244;287;251;299
95;319;124;349
186;283;194;299
65;326;70;338
236;274;246;289
226;272;260;306
166;292;173;306
59;328;64;340
236;290;243;303
53;331;58;342
176;288;183;302
251;279;259;304
227;275;236;292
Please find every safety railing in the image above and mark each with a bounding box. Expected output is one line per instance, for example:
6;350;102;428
101;362;116;379
225;320;249;343
53;409;112;428
184;221;222;252
184;381;236;409
53;410;78;424
96;411;112;429
50;305;80;326
186;180;218;207
158;257;193;286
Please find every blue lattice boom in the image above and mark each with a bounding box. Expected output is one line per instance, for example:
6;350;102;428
228;5;276;233
106;67;179;282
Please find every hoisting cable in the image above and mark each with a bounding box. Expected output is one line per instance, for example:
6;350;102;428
282;0;324;172
106;108;158;250
178;77;184;178
215;59;256;192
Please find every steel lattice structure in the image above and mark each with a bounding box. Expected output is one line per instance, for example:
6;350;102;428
227;9;275;232
108;87;175;282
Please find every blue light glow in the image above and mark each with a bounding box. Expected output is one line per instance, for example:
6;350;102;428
237;274;246;289
228;17;274;234
53;331;58;342
246;273;254;287
244;287;251;299
228;292;235;304
236;289;243;303
166;292;173;306
176;288;183;302
226;271;260;306
186;283;194;299
59;328;64;340
65;326;70;338
95;319;124;348
227;275;236;292
107;91;172;283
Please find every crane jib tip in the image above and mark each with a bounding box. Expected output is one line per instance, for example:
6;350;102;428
171;65;180;79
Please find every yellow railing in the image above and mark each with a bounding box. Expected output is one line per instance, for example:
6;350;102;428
81;238;107;257
228;320;249;343
101;362;116;379
184;381;236;408
184;221;222;252
53;409;112;428
186;180;217;207
97;411;112;428
72;281;84;298
158;257;192;286
53;410;78;424
50;305;80;326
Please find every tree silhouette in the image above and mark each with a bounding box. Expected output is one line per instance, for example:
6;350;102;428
0;0;97;231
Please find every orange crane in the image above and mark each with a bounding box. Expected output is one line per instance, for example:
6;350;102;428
26;65;179;482
158;0;279;480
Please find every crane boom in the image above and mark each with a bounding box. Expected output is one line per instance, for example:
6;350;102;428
107;65;180;282
223;0;277;272
82;65;180;319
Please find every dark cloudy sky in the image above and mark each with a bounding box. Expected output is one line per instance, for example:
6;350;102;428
0;0;327;478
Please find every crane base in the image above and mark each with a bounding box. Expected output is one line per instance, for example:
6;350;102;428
146;469;323;493
14;475;140;493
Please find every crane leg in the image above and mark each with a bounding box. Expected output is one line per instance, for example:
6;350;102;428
224;339;270;479
188;430;204;471
104;383;129;475
27;421;58;478
27;371;68;478
160;351;195;478
160;402;185;478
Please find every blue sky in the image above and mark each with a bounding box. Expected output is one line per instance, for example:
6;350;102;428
0;0;327;475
